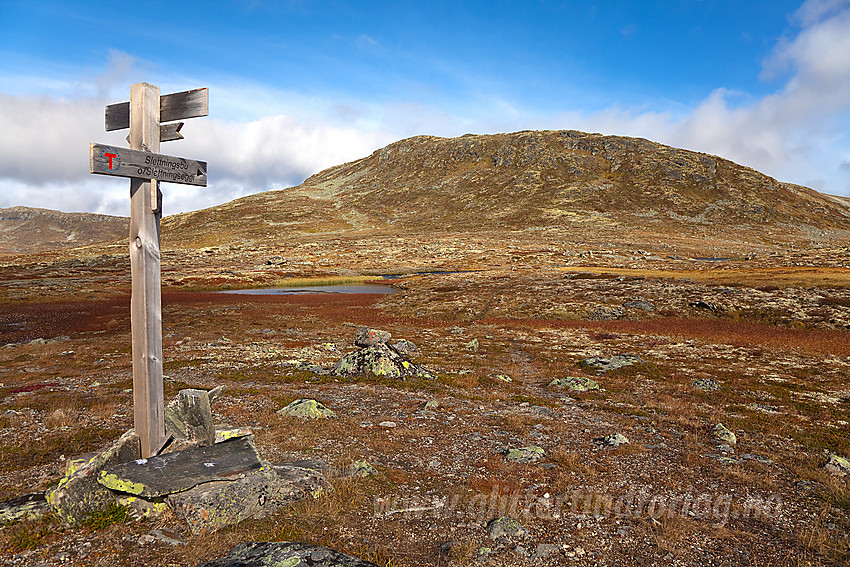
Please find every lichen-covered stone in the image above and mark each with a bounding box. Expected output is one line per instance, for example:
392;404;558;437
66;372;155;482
0;492;48;523
503;446;545;463
391;339;418;355
167;459;329;534
713;423;737;446
692;378;721;391
332;344;435;380
579;354;644;374
169;464;286;535
825;453;850;476
354;327;392;347
46;429;141;526
271;460;331;499
549;376;599;391
277;398;337;419
594;433;630;447
117;496;169;520
487;516;528;540
195;542;378;567
345;460;378;477
215;426;253;443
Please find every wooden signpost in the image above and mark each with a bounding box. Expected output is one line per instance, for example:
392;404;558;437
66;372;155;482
90;83;208;458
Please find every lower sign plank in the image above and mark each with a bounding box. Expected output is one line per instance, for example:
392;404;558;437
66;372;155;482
90;143;207;187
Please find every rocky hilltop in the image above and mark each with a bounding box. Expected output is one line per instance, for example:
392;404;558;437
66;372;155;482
304;130;850;229
164;130;850;248
0;206;127;255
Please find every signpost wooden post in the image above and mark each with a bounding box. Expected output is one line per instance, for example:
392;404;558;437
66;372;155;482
91;83;208;458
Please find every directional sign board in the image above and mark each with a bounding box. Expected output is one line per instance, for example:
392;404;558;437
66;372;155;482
90;143;207;186
105;88;208;132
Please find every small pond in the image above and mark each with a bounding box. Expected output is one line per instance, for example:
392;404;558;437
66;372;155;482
219;284;397;295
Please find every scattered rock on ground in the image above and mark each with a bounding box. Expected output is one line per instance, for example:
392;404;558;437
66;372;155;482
195;541;378;567
593;433;630;447
549;376;599;391
533;543;562;560
586;305;624;320
692;378;721;391
713;423;737;447
623;300;655;311
487;516;528;541
579;354;644;374
690;300;723;313
0;492;48;523
345;460;378;477
502;446;545;463
277;398;337;419
825;453;850;476
297;361;332;375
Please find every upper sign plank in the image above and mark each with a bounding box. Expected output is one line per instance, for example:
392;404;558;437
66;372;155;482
90;144;207;186
105;88;208;132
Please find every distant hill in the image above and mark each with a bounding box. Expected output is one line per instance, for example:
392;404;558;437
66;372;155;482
163;130;850;247
0;206;127;254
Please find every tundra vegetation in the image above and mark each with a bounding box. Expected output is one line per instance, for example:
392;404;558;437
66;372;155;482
1;131;849;566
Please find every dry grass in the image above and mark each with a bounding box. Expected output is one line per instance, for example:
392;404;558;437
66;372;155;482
558;266;850;288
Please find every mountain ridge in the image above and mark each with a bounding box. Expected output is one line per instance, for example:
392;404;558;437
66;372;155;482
0;206;128;254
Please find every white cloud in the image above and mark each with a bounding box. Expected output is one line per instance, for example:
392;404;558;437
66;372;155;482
2;0;850;218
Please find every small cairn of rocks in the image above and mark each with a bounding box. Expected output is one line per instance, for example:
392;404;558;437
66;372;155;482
332;327;435;380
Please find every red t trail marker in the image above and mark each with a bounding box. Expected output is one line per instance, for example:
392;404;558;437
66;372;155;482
90;83;208;458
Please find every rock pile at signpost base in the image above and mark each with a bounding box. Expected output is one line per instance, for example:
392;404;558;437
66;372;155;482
41;387;329;534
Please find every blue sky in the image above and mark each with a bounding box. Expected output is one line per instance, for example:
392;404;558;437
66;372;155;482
1;0;849;215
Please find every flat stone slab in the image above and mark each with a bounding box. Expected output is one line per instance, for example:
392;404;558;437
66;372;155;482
99;436;260;498
196;542;378;567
